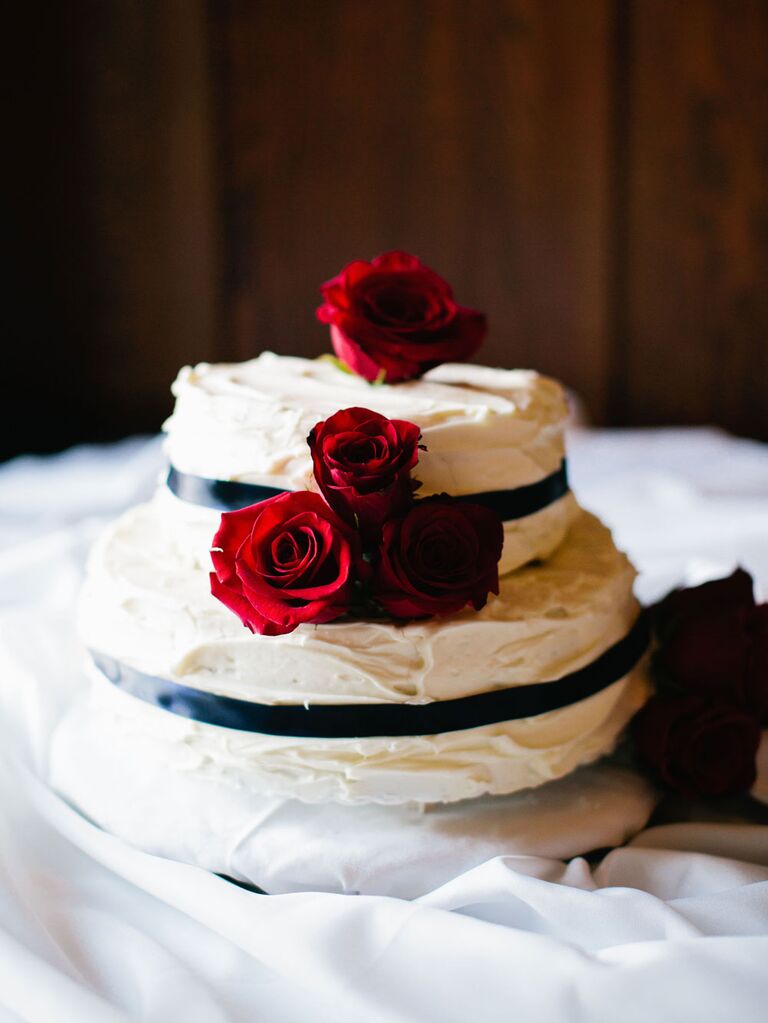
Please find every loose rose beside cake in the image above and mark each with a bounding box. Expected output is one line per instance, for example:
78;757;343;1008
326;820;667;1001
633;569;768;797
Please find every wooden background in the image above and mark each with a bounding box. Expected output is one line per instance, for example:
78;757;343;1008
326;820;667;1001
6;0;768;461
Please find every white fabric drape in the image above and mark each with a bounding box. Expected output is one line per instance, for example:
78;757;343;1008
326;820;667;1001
1;428;767;1022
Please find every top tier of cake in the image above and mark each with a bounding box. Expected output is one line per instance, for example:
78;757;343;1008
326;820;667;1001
163;352;569;497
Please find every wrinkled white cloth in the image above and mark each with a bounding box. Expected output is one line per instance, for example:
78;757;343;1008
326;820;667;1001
1;428;767;1022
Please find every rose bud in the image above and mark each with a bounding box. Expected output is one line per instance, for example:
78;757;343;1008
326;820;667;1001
372;495;504;619
210;492;360;636
316;251;486;383
308;407;421;544
633;695;762;798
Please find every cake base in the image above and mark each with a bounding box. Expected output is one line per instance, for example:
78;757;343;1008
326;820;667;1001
50;690;656;898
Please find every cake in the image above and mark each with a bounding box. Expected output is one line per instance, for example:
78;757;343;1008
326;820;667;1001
51;253;649;817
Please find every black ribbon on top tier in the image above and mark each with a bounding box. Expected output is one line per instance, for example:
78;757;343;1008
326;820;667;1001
89;612;648;740
166;460;570;520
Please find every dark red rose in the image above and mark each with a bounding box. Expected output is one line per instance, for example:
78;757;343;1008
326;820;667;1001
316;251;487;383
657;568;755;632
372;496;504;619
308;406;421;543
210;491;360;636
633;695;761;798
747;605;768;721
658;569;768;723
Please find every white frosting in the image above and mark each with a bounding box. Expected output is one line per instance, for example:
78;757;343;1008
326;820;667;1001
49;702;657;891
163;353;569;495
69;352;647;806
80;500;639;706
75;497;647;804
55;662;648;805
161;352;577;574
156;483;577;581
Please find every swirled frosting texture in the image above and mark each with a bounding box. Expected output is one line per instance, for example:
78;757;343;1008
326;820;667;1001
161;352;577;574
56;664;648;805
81;500;639;705
76;497;647;803
163;353;569;495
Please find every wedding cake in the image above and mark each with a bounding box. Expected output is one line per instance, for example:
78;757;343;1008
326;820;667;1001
51;252;649;814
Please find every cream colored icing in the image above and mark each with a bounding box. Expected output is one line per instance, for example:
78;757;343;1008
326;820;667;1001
74;496;647;802
54;662;648;805
155;483;578;580
72;352;647;806
161;351;576;575
79;499;640;707
163;353;569;495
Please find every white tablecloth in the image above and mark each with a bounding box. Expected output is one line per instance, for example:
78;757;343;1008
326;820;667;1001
1;428;767;1022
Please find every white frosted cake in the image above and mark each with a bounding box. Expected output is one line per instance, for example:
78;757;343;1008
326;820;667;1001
51;251;649;861
51;351;648;807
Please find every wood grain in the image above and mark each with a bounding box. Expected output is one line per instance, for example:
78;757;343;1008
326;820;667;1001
211;0;614;420
6;0;220;456
6;0;768;458
623;0;768;438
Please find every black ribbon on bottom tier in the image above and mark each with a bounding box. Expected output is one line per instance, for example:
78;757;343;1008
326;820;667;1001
89;613;649;739
166;460;570;520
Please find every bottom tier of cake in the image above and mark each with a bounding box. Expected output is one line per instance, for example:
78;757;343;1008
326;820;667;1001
54;494;649;805
51;658;648;806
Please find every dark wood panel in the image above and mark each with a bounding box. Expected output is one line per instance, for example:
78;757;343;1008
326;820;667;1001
624;0;768;438
81;0;221;425
7;1;768;458
6;0;220;457
211;0;613;420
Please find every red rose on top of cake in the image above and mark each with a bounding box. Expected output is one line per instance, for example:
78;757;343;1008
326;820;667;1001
210;406;505;636
308;406;422;543
317;251;487;383
373;495;504;619
210;491;360;636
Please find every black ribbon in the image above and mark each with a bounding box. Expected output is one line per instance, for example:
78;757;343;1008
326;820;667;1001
166;461;570;520
167;466;284;512
90;613;648;739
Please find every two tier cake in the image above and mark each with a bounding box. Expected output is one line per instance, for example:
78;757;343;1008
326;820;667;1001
51;252;649;821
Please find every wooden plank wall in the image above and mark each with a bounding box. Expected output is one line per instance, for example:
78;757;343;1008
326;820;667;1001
211;0;614;422
623;0;768;437
208;0;768;439
6;0;767;458
7;1;220;458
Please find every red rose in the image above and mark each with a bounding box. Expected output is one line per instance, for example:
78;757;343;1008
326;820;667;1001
373;496;504;619
633;695;761;797
317;251;487;383
747;606;768;721
308;407;421;543
210;492;359;636
657;568;755;630
658;569;768;722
